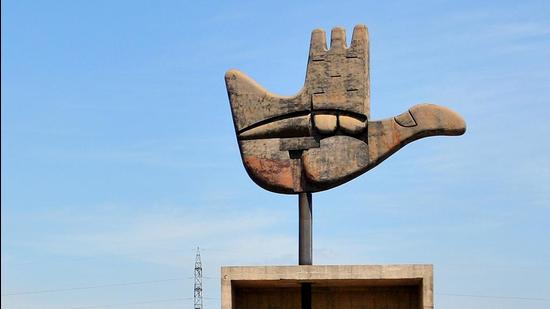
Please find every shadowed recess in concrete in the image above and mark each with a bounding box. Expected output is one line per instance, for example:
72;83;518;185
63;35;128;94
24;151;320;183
221;265;433;309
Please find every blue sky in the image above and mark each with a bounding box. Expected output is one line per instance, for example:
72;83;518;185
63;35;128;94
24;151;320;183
2;0;549;308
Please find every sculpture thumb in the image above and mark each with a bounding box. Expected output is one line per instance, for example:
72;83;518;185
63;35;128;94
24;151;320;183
367;103;466;168
300;104;465;190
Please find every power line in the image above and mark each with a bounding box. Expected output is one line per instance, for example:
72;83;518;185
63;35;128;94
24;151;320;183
437;292;550;302
3;276;549;304
3;277;549;303
71;298;219;309
65;293;549;309
1;278;188;296
63;292;550;309
68;296;218;309
2;275;219;297
70;297;192;309
3;275;548;305
2;247;229;267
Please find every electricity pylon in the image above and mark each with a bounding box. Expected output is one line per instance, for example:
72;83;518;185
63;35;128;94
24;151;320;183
194;247;203;309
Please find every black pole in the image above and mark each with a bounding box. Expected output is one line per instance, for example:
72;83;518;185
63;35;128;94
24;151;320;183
299;192;312;309
301;283;312;309
299;192;312;265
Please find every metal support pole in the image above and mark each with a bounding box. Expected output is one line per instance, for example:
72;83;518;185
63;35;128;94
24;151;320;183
299;192;312;309
299;192;312;265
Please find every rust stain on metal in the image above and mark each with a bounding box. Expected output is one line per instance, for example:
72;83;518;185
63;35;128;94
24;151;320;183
243;156;294;191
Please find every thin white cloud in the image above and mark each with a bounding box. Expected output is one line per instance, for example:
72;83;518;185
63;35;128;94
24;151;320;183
10;202;293;267
484;22;550;39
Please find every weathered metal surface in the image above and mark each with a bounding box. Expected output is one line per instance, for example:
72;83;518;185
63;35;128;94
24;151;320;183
225;25;466;194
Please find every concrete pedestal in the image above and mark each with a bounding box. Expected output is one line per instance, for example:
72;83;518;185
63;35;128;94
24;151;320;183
221;264;433;309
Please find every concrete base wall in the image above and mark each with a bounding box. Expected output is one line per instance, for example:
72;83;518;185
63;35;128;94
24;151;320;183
221;265;433;309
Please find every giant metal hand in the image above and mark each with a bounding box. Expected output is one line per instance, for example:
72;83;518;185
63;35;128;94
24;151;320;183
225;25;466;194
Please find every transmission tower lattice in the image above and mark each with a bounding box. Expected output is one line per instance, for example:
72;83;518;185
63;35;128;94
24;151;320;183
194;247;203;309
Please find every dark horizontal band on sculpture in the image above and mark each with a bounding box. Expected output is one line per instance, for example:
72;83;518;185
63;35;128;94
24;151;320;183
237;110;311;135
238;109;369;135
237;109;370;140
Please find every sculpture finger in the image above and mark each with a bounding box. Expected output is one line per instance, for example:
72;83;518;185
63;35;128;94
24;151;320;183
330;27;347;50
309;28;327;57
350;24;368;52
306;25;370;117
225;69;309;132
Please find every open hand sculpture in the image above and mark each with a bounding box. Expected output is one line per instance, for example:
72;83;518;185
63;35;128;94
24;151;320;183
225;25;466;194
